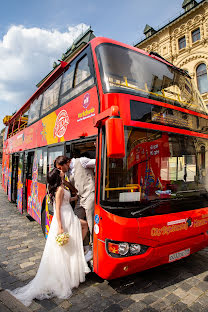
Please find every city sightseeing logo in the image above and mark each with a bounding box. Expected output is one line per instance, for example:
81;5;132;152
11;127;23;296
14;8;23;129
77;93;95;122
54;110;69;138
83;93;90;108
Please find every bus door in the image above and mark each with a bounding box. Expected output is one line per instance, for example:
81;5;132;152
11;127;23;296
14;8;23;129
66;137;96;159
66;137;97;210
11;153;19;203
26;151;35;209
22;152;28;211
8;155;12;201
17;152;24;213
44;144;64;237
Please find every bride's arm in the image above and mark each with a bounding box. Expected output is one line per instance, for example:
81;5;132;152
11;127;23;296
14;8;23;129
55;187;64;234
70;194;78;202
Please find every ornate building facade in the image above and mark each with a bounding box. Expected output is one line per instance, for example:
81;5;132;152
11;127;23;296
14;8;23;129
135;0;208;106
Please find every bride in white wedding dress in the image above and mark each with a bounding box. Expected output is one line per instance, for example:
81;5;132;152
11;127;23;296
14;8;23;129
8;168;90;306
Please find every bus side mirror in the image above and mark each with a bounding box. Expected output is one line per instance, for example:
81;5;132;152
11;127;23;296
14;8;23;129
105;116;125;158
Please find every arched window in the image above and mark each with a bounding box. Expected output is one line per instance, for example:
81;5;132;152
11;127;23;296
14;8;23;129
196;63;208;94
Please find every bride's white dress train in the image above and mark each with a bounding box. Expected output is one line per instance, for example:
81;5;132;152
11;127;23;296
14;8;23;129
9;188;90;306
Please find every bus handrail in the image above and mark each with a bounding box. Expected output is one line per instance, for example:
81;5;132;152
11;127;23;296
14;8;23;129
105;186;139;191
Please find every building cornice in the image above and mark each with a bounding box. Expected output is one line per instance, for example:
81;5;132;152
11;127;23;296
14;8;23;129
177;52;208;67
135;0;206;46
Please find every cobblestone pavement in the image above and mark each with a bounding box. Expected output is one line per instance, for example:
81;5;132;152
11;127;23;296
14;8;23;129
1;185;208;312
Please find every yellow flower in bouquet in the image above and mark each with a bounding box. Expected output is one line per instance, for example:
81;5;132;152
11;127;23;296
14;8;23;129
55;232;70;246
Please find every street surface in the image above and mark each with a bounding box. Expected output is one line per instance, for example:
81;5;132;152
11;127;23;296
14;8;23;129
1;185;208;312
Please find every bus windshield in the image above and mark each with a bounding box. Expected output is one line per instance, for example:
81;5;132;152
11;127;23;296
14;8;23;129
102;127;208;216
96;43;207;114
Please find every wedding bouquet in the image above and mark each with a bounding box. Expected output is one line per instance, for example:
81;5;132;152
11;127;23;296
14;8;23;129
55;232;70;246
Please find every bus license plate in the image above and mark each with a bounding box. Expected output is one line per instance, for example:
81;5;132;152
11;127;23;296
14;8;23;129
169;248;190;262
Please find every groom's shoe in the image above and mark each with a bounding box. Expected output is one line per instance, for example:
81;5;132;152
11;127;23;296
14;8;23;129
85;249;93;262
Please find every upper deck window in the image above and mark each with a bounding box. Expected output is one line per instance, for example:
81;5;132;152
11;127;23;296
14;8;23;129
28;94;43;125
59;49;95;106
41;76;62;116
178;36;186;49
96;43;207;114
59;63;75;106
74;55;91;86
3;126;9;141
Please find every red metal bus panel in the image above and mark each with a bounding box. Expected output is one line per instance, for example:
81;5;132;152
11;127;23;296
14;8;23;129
93;207;208;279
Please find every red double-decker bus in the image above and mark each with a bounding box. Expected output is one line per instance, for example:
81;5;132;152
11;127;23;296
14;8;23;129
2;36;208;279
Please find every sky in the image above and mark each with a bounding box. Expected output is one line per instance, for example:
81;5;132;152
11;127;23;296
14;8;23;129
0;0;190;131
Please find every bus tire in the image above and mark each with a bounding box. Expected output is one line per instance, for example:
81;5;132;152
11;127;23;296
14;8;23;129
41;197;46;237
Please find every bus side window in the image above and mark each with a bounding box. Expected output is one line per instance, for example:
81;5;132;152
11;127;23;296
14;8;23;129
28;94;43;125
4;126;9;141
59;63;76;106
27;152;35;180
70;54;94;97
37;148;47;184
74;55;91;86
41;76;62;116
8;123;13;138
48;146;64;172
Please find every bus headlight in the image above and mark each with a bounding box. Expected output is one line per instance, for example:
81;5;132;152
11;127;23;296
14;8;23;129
106;239;149;257
118;243;129;255
129;244;141;255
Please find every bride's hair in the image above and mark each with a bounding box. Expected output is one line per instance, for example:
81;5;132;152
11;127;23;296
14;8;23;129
47;168;62;202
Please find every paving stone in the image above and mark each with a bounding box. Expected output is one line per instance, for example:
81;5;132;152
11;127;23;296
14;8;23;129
173;287;189;299
181;293;198;306
185;277;200;287
197;294;208;307
119;298;135;308
125;301;146;311
188;286;204;297
130;293;146;302
104;303;123;312
172;301;188;311
150;299;170;310
0;290;31;312
197;282;208;292
59;299;72;310
48;307;65;312
0;302;11;312
111;293;129;303
141;294;158;305
140;308;158;312
1;185;208;312
19;261;35;269
180;282;193;292
38;298;58;310
189;301;204;311
30;300;43;311
152;288;169;298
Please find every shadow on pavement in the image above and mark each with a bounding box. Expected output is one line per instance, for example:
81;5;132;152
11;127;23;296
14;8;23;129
107;251;208;295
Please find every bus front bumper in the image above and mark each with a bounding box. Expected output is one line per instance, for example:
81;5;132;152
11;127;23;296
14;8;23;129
95;232;208;279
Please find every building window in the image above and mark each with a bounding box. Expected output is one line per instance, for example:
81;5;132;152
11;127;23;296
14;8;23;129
201;146;205;169
192;28;200;43
196;63;208;94
178;36;186;49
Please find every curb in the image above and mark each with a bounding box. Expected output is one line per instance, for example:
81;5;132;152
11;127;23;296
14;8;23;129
0;288;31;312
